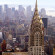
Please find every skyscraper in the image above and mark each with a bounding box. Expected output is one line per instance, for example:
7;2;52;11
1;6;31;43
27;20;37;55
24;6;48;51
0;5;2;14
53;45;55;55
0;5;3;20
42;18;48;36
4;4;8;13
28;0;44;55
18;5;26;20
12;8;15;12
26;6;32;21
42;18;48;29
18;5;25;12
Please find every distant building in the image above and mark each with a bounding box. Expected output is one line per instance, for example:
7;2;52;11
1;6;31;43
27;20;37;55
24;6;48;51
53;45;55;55
4;4;8;13
42;18;48;29
0;5;3;20
44;35;48;41
26;6;32;21
39;8;46;18
42;18;48;37
0;5;2;14
1;40;6;52
19;35;26;49
0;32;3;39
18;5;26;20
2;52;28;55
19;5;25;12
12;8;15;12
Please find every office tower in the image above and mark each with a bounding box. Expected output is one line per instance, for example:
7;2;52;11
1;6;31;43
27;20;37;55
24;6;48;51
4;4;8;20
0;32;3;39
19;5;25;12
12;7;15;20
4;4;8;13
0;5;2;14
26;6;32;21
42;18;48;29
26;6;32;15
53;45;55;55
0;5;3;20
18;5;26;20
42;18;48;36
40;8;46;18
12;7;15;12
28;0;44;55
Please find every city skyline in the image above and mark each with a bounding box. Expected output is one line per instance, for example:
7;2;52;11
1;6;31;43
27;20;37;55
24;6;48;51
0;0;55;55
0;0;55;8
0;0;55;17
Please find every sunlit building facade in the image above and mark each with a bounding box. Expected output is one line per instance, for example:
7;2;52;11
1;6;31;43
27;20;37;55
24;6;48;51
28;0;44;55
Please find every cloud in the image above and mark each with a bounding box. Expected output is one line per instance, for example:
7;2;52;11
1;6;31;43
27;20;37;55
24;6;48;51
46;10;55;17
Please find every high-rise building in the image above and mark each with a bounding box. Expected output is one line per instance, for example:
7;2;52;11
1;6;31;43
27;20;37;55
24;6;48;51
53;45;55;55
18;5;26;20
26;6;32;21
28;0;44;55
42;18;48;29
12;7;15;12
0;5;2;14
40;8;46;18
42;18;48;36
26;6;31;14
0;5;3;20
19;5;25;12
4;4;8;13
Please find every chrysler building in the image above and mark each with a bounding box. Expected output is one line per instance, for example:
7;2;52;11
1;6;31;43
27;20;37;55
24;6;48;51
28;0;44;55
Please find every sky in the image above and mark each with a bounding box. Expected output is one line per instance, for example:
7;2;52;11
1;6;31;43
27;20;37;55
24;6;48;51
0;0;55;8
0;0;55;16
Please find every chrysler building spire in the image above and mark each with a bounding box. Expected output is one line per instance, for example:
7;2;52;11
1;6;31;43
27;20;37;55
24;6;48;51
35;0;38;13
33;0;39;20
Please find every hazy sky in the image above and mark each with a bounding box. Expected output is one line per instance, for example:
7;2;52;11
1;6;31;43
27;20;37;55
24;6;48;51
0;0;55;16
0;0;55;8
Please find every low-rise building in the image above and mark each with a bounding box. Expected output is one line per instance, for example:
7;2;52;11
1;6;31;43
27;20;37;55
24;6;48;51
2;52;28;55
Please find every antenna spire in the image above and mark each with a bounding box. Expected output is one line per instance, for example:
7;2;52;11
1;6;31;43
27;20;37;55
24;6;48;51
33;0;39;19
